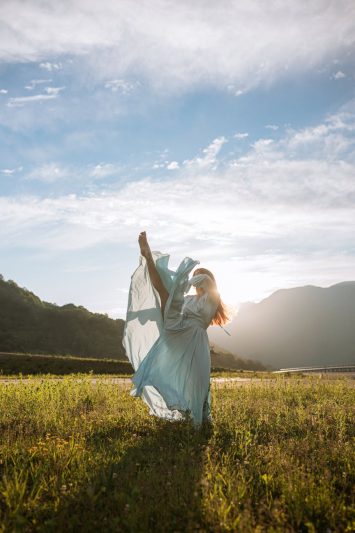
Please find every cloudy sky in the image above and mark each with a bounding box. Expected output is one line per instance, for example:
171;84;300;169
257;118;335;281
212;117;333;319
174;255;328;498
1;0;355;318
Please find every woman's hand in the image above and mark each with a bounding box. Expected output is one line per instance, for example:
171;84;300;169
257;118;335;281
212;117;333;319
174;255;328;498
138;231;151;259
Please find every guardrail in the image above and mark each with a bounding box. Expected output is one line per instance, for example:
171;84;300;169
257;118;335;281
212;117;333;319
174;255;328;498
274;364;355;374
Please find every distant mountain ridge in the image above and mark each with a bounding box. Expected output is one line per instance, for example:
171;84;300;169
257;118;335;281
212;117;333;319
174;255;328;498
210;346;266;371
0;275;126;359
4;274;353;371
208;281;355;369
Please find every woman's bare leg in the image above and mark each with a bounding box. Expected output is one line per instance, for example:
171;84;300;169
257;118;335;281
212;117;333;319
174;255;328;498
138;231;169;316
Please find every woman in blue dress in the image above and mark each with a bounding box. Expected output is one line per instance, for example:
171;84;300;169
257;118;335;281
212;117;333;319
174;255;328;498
123;231;229;427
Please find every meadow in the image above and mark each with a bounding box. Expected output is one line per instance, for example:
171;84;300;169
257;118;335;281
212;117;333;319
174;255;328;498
0;375;354;532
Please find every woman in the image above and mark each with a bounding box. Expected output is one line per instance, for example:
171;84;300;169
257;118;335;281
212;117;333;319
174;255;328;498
123;231;229;427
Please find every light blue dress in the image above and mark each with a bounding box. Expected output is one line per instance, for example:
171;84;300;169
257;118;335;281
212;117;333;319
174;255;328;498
122;252;219;427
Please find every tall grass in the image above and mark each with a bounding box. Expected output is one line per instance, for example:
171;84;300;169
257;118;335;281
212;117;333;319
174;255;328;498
0;376;354;531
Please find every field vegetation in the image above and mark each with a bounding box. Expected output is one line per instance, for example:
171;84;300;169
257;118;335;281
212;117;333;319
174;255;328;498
0;352;268;378
0;353;133;376
0;375;353;532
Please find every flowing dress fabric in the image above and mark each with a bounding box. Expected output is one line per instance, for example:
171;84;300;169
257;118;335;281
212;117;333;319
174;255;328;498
123;252;219;426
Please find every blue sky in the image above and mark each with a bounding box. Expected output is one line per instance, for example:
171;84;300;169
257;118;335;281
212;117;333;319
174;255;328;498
1;0;355;318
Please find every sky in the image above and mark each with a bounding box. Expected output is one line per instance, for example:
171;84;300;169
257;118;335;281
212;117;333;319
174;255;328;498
1;0;355;319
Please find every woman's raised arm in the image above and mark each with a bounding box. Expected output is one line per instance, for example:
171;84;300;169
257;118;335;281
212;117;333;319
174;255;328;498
138;231;169;315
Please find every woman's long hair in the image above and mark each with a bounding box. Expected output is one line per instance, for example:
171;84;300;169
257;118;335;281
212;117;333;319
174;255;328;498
193;268;230;326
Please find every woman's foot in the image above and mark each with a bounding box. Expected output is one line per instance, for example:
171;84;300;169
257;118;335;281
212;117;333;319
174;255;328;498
138;231;151;259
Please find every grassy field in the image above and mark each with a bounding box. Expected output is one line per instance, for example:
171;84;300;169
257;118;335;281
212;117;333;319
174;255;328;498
0;376;354;532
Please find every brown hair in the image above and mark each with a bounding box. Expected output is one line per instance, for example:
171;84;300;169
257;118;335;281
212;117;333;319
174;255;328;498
193;268;230;326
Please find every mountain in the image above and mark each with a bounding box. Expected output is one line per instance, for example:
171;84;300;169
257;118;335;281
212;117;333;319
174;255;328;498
210;346;267;371
5;274;353;371
208;282;355;369
0;275;126;359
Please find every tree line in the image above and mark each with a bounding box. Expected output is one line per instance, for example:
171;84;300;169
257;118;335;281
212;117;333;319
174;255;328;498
0;275;126;359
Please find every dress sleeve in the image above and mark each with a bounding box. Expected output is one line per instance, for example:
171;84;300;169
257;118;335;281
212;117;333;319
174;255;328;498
188;274;220;307
188;273;215;292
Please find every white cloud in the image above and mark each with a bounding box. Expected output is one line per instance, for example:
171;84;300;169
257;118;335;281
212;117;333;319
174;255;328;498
1;166;22;175
227;85;244;97
7;87;65;107
333;70;346;79
1;155;354;255
1;169;15;175
90;163;118;178
234;132;249;139
250;138;274;154
25;163;70;183
44;86;65;96
265;124;279;131
7;94;56;107
23;162;119;183
0;1;354;93
104;79;138;94
25;79;52;90
283;109;355;159
39;62;62;71
1;106;354;249
166;161;179;170
0;89;8;94
185;136;227;169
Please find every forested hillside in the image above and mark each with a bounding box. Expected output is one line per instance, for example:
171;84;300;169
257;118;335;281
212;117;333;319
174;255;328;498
0;275;126;359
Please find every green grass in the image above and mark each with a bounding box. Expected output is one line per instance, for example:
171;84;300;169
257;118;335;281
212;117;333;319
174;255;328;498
0;377;354;532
